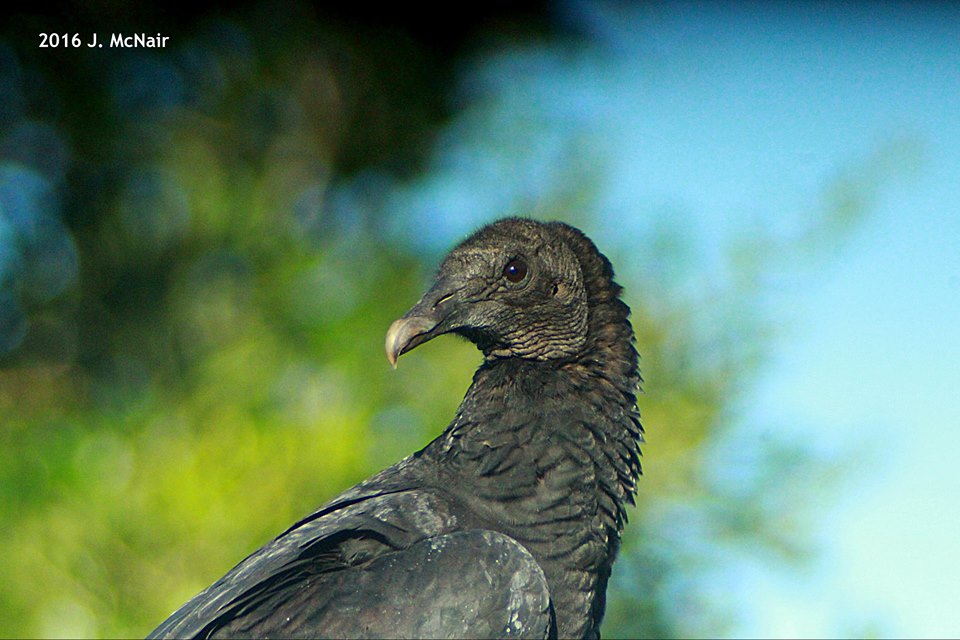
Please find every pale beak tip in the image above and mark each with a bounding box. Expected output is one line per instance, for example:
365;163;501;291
385;314;439;369
385;318;404;369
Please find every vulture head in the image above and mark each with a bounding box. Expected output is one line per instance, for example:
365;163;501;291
386;218;596;366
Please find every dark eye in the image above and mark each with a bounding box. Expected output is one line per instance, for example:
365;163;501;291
503;258;528;283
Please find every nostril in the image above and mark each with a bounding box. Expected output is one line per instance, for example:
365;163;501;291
433;292;455;309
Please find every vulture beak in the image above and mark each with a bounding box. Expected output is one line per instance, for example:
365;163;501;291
385;314;441;368
385;279;459;368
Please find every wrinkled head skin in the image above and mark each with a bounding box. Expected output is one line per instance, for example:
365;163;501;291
386;218;591;367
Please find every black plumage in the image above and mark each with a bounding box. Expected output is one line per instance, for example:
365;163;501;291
148;218;643;639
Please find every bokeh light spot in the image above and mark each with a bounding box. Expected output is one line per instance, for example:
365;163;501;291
119;167;191;253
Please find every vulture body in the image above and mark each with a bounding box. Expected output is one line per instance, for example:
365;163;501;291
149;218;643;639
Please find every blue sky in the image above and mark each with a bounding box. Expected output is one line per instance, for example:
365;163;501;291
611;4;960;634
378;2;960;635
602;4;960;636
620;5;960;636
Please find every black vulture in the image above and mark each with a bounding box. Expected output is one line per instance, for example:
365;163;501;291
148;218;643;639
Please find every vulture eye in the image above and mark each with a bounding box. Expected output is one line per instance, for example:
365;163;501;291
503;258;528;283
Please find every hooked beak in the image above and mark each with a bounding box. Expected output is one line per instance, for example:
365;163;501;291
385;314;440;368
385;280;459;368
